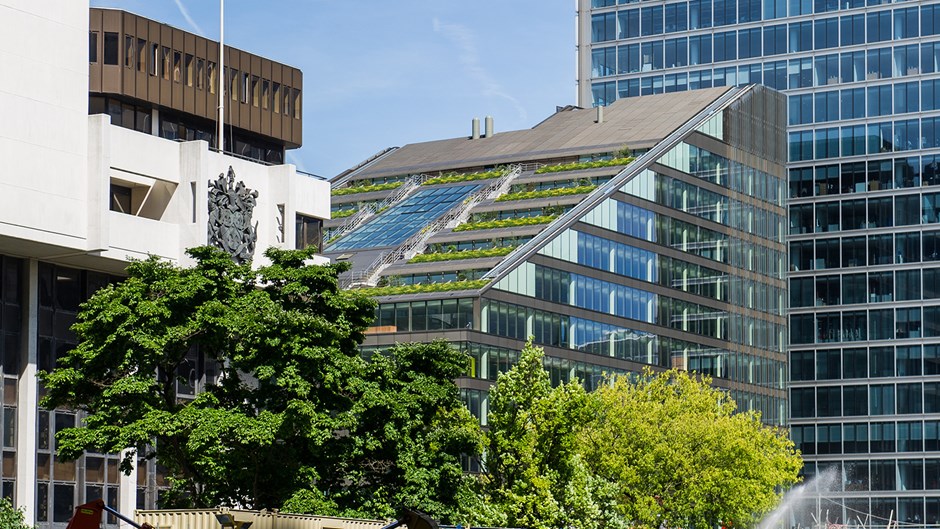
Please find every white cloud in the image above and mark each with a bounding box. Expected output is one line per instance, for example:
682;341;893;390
432;17;527;121
174;0;205;36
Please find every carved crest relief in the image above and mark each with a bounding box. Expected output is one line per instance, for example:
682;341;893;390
208;166;259;264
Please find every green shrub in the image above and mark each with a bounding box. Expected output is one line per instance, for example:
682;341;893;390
333;181;403;196
331;208;358;219
534;157;634;174
409;246;517;263
422;169;506;186
495;185;597;202
453;215;557;232
361;279;490;296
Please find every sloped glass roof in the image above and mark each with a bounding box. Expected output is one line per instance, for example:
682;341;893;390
327;184;480;250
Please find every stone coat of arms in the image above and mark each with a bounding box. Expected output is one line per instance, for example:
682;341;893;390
208;166;259;264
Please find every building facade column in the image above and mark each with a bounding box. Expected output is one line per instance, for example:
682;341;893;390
118;449;137;518
14;259;38;524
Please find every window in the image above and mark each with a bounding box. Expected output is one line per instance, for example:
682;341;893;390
871;422;895;453
261;80;269;109
89;32;97;63
295;214;322;251
689;0;712;28
110;184;131;214
841;14;865;46
895;82;919;114
817;348;840;379
292;89;301;119
240;72;249;104
185;54;194;87
840;88;865;120
738;28;760;59
251;75;260;107
870;384;895;415
841;51;865;83
641;5;664;35
208;61;217;94
664;3;687;33
103;32;118;65
173;51;181;83
895;7;919;39
159;47;170;80
593;47;617;77
272;83;281;113
868;10;892;43
592;12;617;42
843;347;868;378
713;31;736;63
844;386;869;415
815;91;838;123
763;24;786;56
689;34;712;65
124;36;135;69
196;59;205;90
814;18;838;50
789;21;812;53
619;9;640;39
867;85;892;117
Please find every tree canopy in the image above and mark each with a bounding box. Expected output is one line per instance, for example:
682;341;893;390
39;246;480;520
477;343;802;529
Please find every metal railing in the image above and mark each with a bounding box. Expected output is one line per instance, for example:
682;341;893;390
329;173;431;247
345;166;523;288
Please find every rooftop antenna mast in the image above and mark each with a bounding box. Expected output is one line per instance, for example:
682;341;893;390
217;0;224;151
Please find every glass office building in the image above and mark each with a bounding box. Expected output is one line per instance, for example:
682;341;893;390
577;0;940;526
327;86;788;428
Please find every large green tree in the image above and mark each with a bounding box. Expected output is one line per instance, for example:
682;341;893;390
579;369;802;529
39;246;379;509
284;340;484;522
479;341;602;529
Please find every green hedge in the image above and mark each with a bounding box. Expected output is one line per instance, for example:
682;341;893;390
453;215;557;232
331;209;358;219
422;169;506;186
409;246;516;263
535;157;634;174
361;279;490;296
495;185;597;202
333;181;403;196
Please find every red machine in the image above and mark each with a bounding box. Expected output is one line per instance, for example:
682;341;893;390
65;499;153;529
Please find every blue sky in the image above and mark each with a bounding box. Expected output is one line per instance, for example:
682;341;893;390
89;1;576;178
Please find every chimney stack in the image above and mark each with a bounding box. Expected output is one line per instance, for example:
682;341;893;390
484;116;494;138
596;105;604;124
471;118;480;139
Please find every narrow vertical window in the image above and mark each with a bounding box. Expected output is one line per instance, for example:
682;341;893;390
137;38;146;72
283;86;291;116
161;47;170;80
229;68;238;101
185;54;193;86
172;51;181;82
240;72;249;104
89;32;98;63
150;43;158;76
292;88;301;119
207;61;217;94
272;83;281;113
251;75;260;107
261;80;269;109
196;59;205;90
124;35;134;68
103;32;119;65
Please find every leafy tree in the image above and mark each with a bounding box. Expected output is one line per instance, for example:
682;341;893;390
284;341;484;522
479;341;599;529
579;369;802;529
0;498;33;529
39;246;377;509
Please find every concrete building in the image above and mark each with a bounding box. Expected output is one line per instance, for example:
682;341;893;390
0;1;327;526
326;86;788;434
577;0;940;525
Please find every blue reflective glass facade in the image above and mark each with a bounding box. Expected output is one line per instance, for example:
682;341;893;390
327;184;479;250
579;0;940;522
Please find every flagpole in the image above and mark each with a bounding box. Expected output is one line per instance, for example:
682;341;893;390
217;0;224;151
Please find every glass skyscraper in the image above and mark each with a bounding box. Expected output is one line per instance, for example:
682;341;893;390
578;0;940;526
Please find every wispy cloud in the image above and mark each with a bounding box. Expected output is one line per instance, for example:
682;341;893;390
174;0;205;36
432;18;527;121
